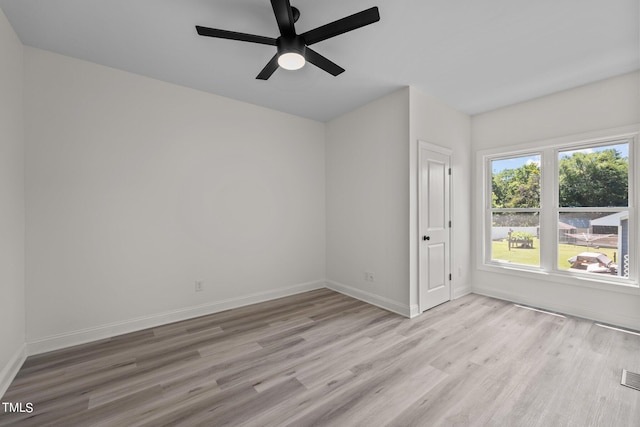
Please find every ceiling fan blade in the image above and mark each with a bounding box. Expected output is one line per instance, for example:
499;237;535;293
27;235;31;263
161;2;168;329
305;48;345;76
301;7;380;46
256;54;280;80
270;0;296;37
196;26;277;46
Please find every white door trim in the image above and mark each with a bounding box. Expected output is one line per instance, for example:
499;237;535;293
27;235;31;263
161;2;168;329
418;140;453;312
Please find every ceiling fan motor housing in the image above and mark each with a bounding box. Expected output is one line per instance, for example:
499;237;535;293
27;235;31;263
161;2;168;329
277;36;306;59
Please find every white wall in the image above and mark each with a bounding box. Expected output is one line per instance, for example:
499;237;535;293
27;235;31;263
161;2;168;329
325;88;412;315
0;8;26;396
24;48;326;353
409;88;472;308
472;72;640;150
471;72;640;329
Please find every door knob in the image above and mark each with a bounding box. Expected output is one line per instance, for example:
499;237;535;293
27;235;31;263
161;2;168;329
423;236;430;241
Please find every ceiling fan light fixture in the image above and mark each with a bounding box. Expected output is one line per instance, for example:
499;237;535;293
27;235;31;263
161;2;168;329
278;52;305;70
276;36;306;71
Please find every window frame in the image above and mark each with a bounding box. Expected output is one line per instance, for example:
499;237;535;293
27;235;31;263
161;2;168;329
477;127;639;293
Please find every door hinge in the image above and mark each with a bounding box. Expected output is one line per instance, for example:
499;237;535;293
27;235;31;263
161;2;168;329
448;168;451;175
449;220;452;228
449;273;452;280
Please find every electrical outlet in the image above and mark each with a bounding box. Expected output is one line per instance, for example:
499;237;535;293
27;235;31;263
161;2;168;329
365;272;375;282
195;281;204;292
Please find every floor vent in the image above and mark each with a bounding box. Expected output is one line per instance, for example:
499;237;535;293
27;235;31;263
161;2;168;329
621;369;640;391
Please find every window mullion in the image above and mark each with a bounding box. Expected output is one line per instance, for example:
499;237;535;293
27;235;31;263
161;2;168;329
540;148;556;272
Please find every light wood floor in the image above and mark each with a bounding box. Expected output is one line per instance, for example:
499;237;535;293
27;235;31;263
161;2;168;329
2;289;639;426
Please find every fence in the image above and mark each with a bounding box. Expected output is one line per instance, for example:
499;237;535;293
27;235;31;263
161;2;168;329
491;227;538;241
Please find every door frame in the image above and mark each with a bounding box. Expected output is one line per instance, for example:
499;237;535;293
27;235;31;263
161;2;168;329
418;140;453;313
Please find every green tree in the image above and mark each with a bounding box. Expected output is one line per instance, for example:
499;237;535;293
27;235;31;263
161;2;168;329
492;162;540;208
559;149;628;207
492;162;540;227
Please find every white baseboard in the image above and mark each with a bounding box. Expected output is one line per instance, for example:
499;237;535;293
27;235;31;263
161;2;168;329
473;284;640;331
326;280;411;318
27;280;325;356
453;285;472;300
409;285;471;319
0;344;27;399
409;304;420;318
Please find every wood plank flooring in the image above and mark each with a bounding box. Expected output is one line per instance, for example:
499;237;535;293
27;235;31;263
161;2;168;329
1;289;639;426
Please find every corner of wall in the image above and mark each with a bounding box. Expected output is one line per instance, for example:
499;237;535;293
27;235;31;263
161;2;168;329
326;280;413;317
0;345;27;399
0;5;27;398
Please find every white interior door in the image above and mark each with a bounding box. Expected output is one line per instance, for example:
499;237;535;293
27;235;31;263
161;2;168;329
419;143;451;312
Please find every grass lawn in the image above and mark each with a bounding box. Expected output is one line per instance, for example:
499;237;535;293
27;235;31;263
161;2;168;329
491;239;619;269
492;239;540;266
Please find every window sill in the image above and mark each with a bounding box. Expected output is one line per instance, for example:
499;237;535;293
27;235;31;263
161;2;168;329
478;262;640;295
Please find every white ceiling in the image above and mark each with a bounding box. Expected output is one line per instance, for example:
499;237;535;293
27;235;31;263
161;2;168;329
1;0;638;121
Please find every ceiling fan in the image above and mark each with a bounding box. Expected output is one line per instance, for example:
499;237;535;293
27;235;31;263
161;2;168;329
195;0;380;80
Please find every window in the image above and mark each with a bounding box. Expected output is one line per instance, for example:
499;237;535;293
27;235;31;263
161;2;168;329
557;143;629;277
490;155;541;267
482;134;636;286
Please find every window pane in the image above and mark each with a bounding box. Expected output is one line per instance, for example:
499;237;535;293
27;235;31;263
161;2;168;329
558;143;629;207
491;212;540;266
558;211;629;277
491;155;541;208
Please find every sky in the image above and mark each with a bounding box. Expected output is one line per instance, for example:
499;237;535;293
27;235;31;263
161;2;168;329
492;142;629;174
